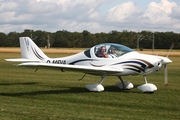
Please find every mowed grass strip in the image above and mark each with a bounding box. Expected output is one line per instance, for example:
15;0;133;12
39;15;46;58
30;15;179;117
0;47;84;54
1;47;180;56
0;53;180;120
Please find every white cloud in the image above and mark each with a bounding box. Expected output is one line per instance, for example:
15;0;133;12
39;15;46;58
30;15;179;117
36;0;70;5
0;0;180;33
107;1;142;22
141;0;177;24
171;5;180;20
0;1;17;12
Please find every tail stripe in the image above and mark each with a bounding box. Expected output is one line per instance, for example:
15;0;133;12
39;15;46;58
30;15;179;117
31;47;44;60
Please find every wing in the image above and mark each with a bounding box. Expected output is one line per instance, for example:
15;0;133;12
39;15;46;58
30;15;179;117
18;62;123;75
5;58;41;62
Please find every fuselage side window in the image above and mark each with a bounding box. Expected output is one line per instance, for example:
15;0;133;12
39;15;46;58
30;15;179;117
84;49;91;58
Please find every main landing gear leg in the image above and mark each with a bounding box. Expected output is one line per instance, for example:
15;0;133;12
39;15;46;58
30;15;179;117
98;75;106;84
85;75;106;92
137;75;157;93
143;75;148;84
116;76;134;90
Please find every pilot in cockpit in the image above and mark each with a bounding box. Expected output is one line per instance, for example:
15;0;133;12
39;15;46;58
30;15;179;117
108;47;118;58
96;46;108;58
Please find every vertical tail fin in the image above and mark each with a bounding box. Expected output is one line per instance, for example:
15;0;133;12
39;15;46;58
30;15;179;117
20;37;48;60
5;37;49;62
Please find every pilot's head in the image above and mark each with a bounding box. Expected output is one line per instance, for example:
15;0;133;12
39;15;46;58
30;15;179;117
100;46;106;53
109;47;115;54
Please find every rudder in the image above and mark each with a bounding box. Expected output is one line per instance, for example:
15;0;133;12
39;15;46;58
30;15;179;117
19;37;49;60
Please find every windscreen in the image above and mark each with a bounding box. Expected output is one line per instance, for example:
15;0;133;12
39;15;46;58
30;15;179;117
94;43;134;58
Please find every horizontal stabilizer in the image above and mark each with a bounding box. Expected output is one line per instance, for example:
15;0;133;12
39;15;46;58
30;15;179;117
5;58;41;62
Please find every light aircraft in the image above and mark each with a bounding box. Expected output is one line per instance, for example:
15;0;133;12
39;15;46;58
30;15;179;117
5;37;172;93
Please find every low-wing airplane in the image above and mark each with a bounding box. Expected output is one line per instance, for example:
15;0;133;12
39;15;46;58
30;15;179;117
5;37;172;93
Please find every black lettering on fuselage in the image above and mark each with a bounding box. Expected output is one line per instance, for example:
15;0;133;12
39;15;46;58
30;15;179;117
47;60;51;63
52;60;66;64
46;60;66;64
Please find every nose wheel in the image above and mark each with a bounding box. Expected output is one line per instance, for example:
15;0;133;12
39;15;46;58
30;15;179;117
137;75;157;93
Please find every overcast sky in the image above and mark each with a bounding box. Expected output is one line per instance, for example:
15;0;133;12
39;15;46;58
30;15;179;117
0;0;180;33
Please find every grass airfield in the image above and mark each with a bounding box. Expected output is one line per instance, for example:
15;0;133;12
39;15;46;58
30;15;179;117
0;52;180;120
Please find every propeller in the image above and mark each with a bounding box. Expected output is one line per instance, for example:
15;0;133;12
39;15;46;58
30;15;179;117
164;64;168;86
162;58;171;87
166;42;174;58
163;42;174;86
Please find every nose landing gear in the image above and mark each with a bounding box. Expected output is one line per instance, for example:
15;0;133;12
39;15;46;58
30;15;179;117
137;75;157;93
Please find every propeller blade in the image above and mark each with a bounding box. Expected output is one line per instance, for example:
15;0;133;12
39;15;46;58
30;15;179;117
166;42;174;57
164;64;168;86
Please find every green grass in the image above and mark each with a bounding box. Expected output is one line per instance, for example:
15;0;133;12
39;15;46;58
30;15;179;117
0;53;180;120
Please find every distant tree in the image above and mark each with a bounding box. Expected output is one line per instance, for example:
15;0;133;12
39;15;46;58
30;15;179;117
0;32;8;47
107;30;120;43
52;30;69;47
20;29;34;38
82;30;92;47
0;29;179;49
31;30;51;47
69;32;84;47
7;32;20;47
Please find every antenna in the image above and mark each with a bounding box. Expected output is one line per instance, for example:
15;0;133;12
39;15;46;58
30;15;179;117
30;34;37;41
42;35;50;48
137;31;145;50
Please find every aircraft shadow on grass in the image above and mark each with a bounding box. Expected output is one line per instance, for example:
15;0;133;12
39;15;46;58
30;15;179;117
0;82;39;86
0;82;140;97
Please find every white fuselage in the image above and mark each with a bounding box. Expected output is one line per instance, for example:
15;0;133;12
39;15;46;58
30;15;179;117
41;50;164;76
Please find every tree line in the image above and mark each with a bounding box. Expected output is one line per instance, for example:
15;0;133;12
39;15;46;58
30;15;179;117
0;29;180;49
